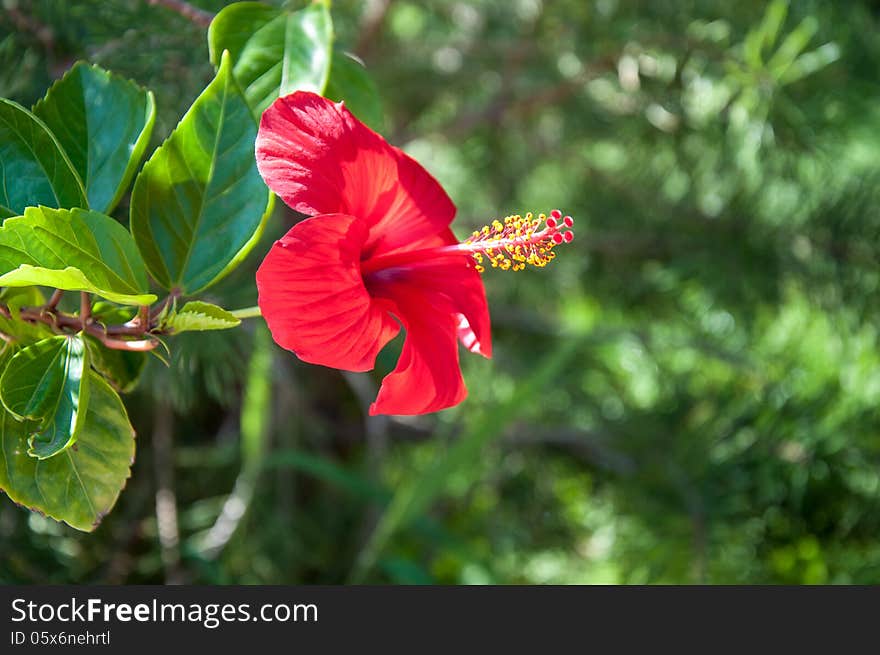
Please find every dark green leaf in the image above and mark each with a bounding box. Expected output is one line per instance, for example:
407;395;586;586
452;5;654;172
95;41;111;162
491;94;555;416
0;334;90;459
325;50;384;130
208;1;334;115
0;98;87;216
0;206;156;305
33;62;157;214
0;373;135;531
130;51;272;294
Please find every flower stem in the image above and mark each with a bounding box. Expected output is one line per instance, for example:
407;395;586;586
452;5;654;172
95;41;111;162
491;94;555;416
230;306;262;320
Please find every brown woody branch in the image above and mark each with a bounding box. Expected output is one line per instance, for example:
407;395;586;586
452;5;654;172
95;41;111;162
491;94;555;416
0;301;161;352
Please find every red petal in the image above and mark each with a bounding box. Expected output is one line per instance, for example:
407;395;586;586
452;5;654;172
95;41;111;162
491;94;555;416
256;214;400;372
256;91;456;257
368;284;466;416
367;256;492;415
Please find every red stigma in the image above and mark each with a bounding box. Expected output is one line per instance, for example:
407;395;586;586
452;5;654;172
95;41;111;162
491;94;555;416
551;209;562;220
563;231;574;243
563;215;574;228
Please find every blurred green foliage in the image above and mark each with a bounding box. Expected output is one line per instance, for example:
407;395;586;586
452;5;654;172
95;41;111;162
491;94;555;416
2;0;880;584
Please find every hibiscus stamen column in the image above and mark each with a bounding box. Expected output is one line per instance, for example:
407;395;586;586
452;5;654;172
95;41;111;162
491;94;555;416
465;209;574;273
359;210;574;276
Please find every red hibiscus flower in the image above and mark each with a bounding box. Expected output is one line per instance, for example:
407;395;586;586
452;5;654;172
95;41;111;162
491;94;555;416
254;91;572;416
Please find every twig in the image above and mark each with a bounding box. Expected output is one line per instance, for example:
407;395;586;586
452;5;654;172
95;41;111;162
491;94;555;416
0;302;161;351
46;289;64;311
79;292;92;326
146;0;214;28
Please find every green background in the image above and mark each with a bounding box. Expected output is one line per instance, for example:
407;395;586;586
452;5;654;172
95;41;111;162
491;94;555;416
1;0;878;584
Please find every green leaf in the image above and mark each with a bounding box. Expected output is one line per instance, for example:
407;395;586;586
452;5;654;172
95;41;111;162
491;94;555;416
0;287;53;345
742;0;789;68
130;51;272;294
0;373;135;531
780;42;841;85
33;62;157;214
0;206;156;305
0;286;45;310
325;50;384;130
0;98;87;216
91;300;137;326
85;335;146;394
0;334;90;459
767;17;819;82
208;1;334;115
162;300;241;333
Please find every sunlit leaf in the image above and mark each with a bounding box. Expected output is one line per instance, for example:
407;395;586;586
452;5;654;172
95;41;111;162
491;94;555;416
33;62;156;214
162;301;241;333
130;51;272;294
208;1;333;115
0;206;155;305
0;287;52;345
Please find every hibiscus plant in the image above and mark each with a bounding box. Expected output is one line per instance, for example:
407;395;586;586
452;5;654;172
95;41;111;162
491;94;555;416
0;1;571;532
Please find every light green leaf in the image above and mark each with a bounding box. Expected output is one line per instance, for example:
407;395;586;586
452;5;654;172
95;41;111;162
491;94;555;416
130;51;272;294
743;0;789;68
0;286;45;310
208;1;334;115
85;334;146;394
0;373;135;531
0;206;156;305
0;287;53;345
780;42;841;85
767;16;819;82
0;334;90;459
33;62;157;214
162;300;241;333
325;50;384;130
0;98;87;216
